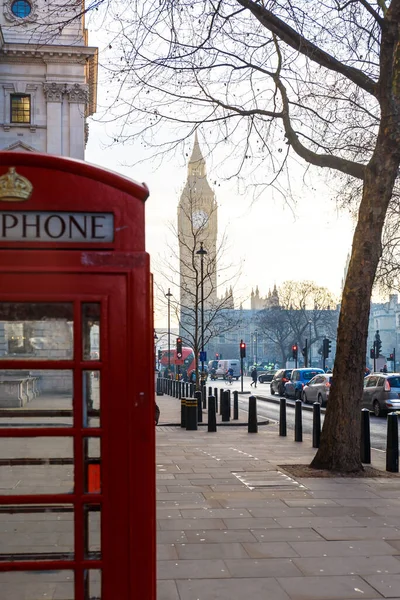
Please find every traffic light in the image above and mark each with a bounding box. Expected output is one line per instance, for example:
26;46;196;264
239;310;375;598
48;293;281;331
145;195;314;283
322;338;331;359
240;340;246;358
301;346;307;357
370;347;375;359
292;344;298;360
375;337;382;356
215;353;219;359
389;353;394;361
158;349;162;360
176;337;183;359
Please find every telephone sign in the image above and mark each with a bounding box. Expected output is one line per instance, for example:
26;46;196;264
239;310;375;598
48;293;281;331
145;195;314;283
0;211;114;242
0;153;155;600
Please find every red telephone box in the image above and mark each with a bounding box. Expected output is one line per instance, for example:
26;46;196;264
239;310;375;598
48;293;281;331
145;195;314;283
0;152;155;599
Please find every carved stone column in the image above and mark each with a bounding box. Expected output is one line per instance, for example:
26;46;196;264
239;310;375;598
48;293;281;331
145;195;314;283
66;84;88;159
43;83;65;155
43;82;65;103
66;83;89;104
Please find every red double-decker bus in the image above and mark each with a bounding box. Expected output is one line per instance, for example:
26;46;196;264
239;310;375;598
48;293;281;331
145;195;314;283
159;346;195;377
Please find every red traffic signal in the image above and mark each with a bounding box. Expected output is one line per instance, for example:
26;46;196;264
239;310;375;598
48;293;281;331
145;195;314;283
389;353;394;361
240;340;246;358
176;337;183;359
292;344;298;359
215;353;219;359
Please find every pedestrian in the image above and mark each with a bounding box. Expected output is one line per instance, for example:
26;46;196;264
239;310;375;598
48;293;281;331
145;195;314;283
155;403;160;425
250;366;257;388
383;364;388;373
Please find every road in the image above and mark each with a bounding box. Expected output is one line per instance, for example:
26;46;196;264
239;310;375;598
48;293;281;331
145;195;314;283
208;376;389;452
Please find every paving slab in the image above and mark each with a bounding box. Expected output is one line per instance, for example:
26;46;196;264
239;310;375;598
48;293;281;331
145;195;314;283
292;555;400;577
276;575;383;599
363;574;400;597
176;577;292;600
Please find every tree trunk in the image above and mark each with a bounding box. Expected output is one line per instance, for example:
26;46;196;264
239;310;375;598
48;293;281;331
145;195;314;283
312;148;400;471
312;7;400;471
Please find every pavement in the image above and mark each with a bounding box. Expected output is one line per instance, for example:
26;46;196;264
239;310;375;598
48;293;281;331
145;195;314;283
1;388;400;599
156;390;400;600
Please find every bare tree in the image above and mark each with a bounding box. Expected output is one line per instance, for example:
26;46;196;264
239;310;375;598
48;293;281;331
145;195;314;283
86;0;400;472
256;307;292;366
257;281;338;366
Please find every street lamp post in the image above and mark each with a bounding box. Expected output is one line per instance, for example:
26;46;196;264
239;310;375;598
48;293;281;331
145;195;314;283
154;331;158;370
254;330;258;365
165;288;172;372
308;319;312;368
196;242;207;378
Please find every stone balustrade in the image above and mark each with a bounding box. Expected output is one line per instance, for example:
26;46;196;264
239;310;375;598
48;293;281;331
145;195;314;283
0;375;40;408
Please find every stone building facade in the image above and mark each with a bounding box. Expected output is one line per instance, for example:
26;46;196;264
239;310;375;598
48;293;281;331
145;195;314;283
250;285;280;310
0;0;97;157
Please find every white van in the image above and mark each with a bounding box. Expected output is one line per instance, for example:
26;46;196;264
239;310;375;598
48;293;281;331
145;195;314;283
216;359;241;380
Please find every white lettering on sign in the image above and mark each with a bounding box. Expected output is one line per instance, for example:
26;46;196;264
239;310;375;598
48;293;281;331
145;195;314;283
0;212;114;243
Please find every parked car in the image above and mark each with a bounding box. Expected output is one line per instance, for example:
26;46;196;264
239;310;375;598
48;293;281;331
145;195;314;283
258;370;277;384
362;373;400;417
303;373;333;406
270;369;292;396
284;368;325;400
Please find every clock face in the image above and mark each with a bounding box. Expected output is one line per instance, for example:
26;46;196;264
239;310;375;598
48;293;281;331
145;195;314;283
192;210;208;229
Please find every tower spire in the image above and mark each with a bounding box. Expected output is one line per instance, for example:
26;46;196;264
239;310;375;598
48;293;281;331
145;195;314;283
188;132;206;177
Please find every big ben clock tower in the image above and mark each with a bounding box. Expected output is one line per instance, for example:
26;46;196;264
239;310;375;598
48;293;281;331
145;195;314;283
178;133;218;335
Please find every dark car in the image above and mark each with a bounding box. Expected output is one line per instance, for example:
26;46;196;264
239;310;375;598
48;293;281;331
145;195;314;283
270;369;292;396
362;373;400;417
284;368;325;400
258;370;277;384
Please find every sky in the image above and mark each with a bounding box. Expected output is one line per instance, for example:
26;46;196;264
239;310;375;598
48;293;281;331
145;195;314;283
85;24;357;330
86;119;356;328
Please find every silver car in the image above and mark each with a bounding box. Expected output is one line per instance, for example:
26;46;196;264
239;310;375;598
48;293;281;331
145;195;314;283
302;373;333;406
362;373;400;417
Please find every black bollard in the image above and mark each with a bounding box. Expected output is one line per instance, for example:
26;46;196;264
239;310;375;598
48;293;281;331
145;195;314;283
208;396;217;432
181;398;187;428
248;395;258;433
208;386;212;398
386;412;399;472
312;402;321;448
195;391;203;423
219;388;224;415
222;390;230;422
178;381;182;399
214;387;218;412
202;384;207;409
185;382;189;398
172;380;175;397
175;380;179;398
233;390;239;420
360;408;371;464
190;383;194;398
227;389;231;419
279;397;287;437
186;398;198;431
294;399;302;442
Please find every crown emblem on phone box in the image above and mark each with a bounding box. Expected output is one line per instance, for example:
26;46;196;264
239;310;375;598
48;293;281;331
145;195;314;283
0;167;33;201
